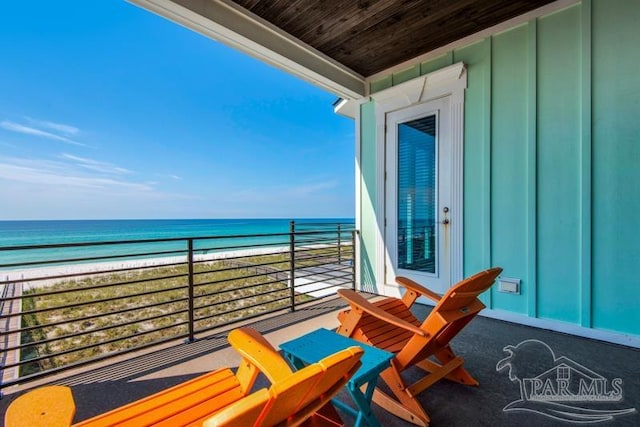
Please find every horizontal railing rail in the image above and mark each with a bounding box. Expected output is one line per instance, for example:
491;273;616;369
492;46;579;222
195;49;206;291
0;221;356;391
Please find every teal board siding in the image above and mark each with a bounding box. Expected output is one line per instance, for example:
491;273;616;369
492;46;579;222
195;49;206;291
421;53;453;76
392;64;421;86
359;101;378;292
526;21;539;318
454;40;492;307
360;0;640;337
370;76;393;94
489;25;529;315
536;6;582;323
591;0;640;334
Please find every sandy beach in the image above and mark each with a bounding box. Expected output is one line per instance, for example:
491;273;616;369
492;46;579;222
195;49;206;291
0;242;350;292
0;245;291;291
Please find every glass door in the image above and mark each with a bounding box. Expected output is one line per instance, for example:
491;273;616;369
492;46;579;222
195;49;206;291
385;97;452;293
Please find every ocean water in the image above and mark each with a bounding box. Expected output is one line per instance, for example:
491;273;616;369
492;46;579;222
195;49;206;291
0;218;354;269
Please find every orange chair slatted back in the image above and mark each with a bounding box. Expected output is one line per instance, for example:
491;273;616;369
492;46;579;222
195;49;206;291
397;267;502;369
259;346;363;426
205;346;362;427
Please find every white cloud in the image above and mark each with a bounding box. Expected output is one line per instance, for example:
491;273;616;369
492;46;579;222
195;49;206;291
169;174;182;180
0;156;197;200
235;180;338;201
0;158;151;191
26;118;79;136
0;158;197;219
0;121;86;146
192;178;349;218
60;153;132;175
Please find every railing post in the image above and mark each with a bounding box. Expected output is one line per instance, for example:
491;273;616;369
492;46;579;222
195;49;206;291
337;224;342;264
289;221;296;312
352;230;357;291
187;239;195;342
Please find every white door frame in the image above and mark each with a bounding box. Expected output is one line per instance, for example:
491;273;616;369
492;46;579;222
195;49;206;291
371;62;467;297
385;97;452;293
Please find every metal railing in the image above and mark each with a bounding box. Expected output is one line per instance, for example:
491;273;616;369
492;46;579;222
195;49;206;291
0;221;356;390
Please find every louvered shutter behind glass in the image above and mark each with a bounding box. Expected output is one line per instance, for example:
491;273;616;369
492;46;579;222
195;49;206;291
397;115;436;273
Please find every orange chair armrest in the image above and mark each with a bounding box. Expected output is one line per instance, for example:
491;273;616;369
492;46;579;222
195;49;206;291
337;290;427;337
228;327;293;383
396;277;442;302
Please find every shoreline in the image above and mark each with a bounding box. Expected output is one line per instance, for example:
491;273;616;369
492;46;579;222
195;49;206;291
0;246;291;290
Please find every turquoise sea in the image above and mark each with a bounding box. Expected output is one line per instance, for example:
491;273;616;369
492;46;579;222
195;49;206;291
0;218;354;269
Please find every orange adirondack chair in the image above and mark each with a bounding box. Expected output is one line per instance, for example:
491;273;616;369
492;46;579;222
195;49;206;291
336;267;502;426
6;327;363;427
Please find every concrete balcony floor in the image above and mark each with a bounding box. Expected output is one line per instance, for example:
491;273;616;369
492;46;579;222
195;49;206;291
1;295;638;426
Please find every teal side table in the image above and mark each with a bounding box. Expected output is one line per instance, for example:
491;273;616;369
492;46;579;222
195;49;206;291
280;328;394;427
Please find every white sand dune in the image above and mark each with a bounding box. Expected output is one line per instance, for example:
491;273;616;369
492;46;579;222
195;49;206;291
0;243;349;291
0;246;290;290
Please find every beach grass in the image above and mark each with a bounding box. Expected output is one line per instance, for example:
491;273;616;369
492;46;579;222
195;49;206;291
19;250;320;376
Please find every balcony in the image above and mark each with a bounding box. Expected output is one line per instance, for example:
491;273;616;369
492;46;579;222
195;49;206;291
1;224;638;425
0;223;354;386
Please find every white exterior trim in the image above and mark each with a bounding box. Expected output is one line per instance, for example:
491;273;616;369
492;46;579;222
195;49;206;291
366;0;580;83
334;98;357;118
407;299;640;349
370;63;466;108
353;98;368;289
374;106;386;294
129;0;366;99
372;63;467;290
481;309;640;349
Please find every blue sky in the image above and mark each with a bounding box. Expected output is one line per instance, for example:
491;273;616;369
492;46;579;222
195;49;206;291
0;1;355;220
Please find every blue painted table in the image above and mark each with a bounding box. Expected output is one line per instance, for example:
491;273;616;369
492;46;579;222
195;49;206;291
280;328;394;427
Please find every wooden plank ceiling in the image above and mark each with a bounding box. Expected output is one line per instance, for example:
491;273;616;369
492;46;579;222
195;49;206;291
231;0;555;77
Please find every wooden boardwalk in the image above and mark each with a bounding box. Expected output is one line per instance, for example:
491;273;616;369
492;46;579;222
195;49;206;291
1;281;22;388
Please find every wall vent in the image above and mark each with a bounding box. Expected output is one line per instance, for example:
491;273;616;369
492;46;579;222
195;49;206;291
498;277;521;294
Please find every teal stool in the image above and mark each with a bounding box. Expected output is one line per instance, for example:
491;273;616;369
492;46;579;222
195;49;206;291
280;328;394;427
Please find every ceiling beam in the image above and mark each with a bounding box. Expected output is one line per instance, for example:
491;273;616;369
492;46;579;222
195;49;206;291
129;0;367;99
